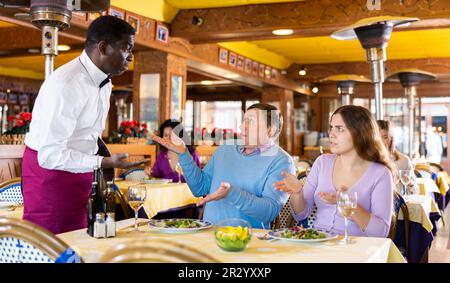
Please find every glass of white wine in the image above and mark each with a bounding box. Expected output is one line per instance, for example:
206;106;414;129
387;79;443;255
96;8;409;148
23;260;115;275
127;185;147;232
337;190;357;245
175;162;183;184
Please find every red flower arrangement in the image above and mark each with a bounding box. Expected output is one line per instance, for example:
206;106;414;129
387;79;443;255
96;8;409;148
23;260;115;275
5;112;32;135
109;120;148;143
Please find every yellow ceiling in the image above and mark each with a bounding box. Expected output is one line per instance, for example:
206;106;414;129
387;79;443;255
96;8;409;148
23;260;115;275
249;28;450;65
111;0;303;22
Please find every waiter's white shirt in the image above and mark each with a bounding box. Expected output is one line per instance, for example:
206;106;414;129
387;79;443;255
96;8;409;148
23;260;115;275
25;50;111;173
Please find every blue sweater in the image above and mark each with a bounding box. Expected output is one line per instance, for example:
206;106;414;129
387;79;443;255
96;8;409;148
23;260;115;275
179;145;296;229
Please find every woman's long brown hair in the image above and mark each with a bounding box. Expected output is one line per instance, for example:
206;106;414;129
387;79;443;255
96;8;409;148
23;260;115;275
331;105;396;176
376;120;400;161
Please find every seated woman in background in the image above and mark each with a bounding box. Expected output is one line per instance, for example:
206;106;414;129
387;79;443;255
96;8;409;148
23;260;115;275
377;120;415;193
145;119;201;182
274;105;394;237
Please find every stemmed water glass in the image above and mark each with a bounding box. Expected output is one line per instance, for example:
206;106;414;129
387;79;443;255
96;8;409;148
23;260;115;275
399;170;413;195
175;162;183;184
337;190;357;245
127;185;147;232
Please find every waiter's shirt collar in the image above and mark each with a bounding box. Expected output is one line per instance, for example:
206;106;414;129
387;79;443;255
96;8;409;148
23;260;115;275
79;50;110;88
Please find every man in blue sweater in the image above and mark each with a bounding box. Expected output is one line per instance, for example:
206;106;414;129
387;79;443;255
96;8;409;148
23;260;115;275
152;103;296;229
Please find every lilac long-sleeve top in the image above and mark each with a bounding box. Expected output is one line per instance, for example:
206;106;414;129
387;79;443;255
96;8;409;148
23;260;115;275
152;148;201;183
292;154;394;237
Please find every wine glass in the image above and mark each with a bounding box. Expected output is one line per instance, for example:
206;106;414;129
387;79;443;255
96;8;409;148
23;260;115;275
127;185;147;232
175;163;183;184
399;170;413;195
337;190;357;245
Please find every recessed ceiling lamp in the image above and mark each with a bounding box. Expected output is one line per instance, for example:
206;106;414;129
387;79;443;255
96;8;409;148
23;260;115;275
312;86;319;94
272;29;294;36
299;67;307;76
224;73;239;79
28;48;40;54
200;80;213;85
57;44;71;51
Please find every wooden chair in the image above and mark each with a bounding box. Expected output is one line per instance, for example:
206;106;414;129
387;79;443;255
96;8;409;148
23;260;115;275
99;238;218;263
0;217;82;263
119;168;147;181
428;162;443;173
114;185;131;219
0;177;23;204
389;191;410;260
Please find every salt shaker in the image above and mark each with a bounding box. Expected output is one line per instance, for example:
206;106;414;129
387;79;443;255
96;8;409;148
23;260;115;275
106;212;116;238
94;212;106;238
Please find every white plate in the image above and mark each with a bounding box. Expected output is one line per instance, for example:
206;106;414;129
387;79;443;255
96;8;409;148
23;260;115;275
0;202;17;209
267;229;338;243
148;219;212;233
142;178;172;185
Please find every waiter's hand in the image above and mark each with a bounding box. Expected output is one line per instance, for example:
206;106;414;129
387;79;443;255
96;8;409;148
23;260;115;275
101;154;149;169
151;132;187;154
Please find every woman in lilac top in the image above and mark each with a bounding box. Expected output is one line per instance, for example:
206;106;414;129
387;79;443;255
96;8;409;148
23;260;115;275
274;105;395;237
145;119;201;182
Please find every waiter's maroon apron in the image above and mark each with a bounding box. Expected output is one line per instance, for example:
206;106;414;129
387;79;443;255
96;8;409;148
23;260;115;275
22;139;113;234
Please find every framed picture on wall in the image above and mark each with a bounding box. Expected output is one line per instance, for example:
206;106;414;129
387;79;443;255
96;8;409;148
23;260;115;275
252;61;259;76
245;59;252;73
259;64;265;78
271;68;278;79
0;92;6;103
237;56;244;71
171;74;183;121
229;52;237;67
7;93;17;104
108;8;124;19
156;23;169;44
219;48;228;64
126;14;140;34
19;94;29;105
265;66;271;79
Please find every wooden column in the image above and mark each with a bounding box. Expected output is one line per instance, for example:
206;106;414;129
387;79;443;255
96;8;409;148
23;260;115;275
261;87;294;154
133;50;187;126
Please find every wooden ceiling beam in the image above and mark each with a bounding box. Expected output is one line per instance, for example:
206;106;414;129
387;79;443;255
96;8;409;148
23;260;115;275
171;0;450;43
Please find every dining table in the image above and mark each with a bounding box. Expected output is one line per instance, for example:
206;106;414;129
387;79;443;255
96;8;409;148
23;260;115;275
57;218;406;263
115;180;200;218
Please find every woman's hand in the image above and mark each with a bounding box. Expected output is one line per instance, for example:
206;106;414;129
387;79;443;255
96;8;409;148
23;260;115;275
144;166;152;177
273;172;303;195
151;132;187;154
318;186;348;205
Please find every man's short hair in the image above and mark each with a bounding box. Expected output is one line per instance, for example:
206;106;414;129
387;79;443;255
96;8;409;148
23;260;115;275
85;16;135;50
247;103;283;137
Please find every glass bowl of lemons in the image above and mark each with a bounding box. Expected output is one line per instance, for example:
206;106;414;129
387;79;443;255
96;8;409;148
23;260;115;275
215;218;252;252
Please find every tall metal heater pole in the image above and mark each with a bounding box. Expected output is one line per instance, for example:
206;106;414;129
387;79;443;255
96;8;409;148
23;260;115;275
321;74;371;106
387;69;436;158
331;17;419;120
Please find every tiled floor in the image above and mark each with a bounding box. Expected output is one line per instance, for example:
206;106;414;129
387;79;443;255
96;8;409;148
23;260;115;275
429;205;450;263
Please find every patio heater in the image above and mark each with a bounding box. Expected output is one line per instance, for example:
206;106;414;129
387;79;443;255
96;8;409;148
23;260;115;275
112;86;132;126
386;69;436;158
321;74;371;105
331;16;418;120
0;0;110;78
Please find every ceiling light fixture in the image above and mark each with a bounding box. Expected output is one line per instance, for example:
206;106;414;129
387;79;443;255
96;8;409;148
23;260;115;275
312;86;319;94
272;29;294;36
224;73;239;79
299;67;307;76
200;80;213;85
57;44;71;51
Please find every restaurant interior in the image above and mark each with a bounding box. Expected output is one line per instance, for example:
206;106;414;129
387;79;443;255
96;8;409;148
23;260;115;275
0;0;449;264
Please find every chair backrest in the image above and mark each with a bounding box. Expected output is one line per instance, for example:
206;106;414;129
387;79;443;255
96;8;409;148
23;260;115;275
120;168;147;181
390;192;410;257
0;177;23;204
113;184;131;219
0;217;82;263
428;162;443;173
99;238;218;263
